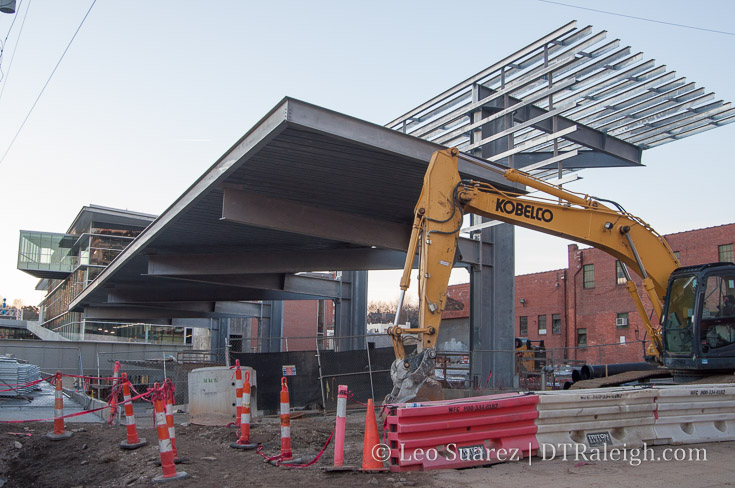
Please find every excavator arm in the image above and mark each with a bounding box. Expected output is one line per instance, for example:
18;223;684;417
386;147;680;403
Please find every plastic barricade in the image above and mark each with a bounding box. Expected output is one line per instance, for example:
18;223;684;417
535;386;657;455
653;384;735;444
386;392;539;471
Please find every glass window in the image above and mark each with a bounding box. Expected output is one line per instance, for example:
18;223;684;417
538;315;547;335
519;316;527;336
673;251;681;261
719;244;734;263
663;275;697;355
615;261;627;285
700;274;735;351
552;314;561;334
577;328;587;347
583;264;594;288
616;312;629;328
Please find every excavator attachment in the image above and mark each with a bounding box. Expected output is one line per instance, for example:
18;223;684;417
385;349;443;404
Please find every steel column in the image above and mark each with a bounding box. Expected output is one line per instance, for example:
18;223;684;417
257;301;282;353
333;271;367;352
469;221;515;390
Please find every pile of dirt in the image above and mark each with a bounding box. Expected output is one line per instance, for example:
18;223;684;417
0;412;435;488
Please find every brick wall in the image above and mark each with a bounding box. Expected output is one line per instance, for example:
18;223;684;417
516;269;567;351
445;223;735;365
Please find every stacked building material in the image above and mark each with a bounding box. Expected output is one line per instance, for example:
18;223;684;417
0;358;41;396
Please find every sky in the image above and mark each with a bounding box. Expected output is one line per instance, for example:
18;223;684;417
0;0;734;307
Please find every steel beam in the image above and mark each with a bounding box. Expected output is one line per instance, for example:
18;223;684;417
107;285;330;304
483;95;642;165
148;273;344;298
221;188;410;250
83;302;265;320
513;150;636;169
147;248;409;276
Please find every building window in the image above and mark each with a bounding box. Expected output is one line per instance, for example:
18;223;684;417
577;328;587;347
519;316;527;336
538;315;547;335
673;251;680;261
615;261;627;285
719;244;734;263
583;264;594;288
552;314;561;334
616;312;629;328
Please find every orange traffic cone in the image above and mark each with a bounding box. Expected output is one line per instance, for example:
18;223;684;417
45;371;72;441
361;398;387;472
231;370;257;450
120;373;146;450
152;383;188;483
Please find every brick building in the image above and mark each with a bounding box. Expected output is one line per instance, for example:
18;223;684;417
445;223;735;365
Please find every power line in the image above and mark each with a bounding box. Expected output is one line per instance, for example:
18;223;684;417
0;0;31;95
537;0;735;36
0;0;97;166
1;0;23;47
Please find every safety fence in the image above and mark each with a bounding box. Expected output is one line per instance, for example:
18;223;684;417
231;335;395;413
81;334;653;411
467;339;652;391
97;348;226;405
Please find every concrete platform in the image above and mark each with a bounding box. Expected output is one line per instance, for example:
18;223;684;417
0;381;102;423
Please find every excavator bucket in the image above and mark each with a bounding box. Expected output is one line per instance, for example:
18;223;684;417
385;350;443;404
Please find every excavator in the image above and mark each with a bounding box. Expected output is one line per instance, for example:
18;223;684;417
386;147;735;403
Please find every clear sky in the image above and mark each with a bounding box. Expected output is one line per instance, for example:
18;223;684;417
0;0;734;307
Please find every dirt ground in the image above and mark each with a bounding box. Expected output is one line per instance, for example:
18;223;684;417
0;410;436;488
2;411;735;488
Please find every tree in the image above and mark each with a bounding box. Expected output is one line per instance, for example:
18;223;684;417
367;299;419;327
21;306;39;321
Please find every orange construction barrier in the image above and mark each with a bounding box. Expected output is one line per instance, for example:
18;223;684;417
152;383;188;483
324;384;355;472
361;398;387;472
232;360;243;428
164;379;188;463
45;371;72;441
119;373;146;450
280;377;292;461
109;361;121;424
231;370;256;450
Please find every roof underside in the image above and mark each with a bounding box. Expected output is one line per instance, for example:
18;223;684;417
70;98;522;314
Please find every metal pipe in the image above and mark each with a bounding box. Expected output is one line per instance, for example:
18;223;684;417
365;341;375;402
581;362;659;380
622;231;648;279
393;290;405;326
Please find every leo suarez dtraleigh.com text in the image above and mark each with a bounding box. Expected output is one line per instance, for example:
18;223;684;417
386;443;708;466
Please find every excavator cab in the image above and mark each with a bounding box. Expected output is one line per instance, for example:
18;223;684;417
662;263;735;376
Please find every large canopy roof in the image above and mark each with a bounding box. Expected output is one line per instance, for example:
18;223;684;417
70;98;521;317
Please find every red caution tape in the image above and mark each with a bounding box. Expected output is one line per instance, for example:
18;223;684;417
256;427;335;468
0;386;153;424
0;376;53;392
